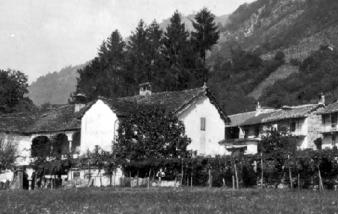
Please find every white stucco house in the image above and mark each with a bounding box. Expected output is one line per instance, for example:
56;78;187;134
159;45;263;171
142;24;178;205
0;83;229;188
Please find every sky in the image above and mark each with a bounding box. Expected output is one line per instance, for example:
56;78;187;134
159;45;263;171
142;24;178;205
0;0;254;83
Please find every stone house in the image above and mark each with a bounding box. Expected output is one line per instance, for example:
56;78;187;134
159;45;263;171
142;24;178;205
316;101;338;149
0;84;229;187
223;101;324;155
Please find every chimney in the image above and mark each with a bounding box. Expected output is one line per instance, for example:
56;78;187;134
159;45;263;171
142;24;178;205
318;93;325;105
74;93;87;112
139;82;152;96
255;102;262;116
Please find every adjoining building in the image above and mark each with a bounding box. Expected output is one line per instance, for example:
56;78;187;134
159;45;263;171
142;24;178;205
222;98;325;155
316;101;338;149
0;83;229;188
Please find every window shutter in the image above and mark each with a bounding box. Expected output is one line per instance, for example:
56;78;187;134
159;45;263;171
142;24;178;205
200;117;206;131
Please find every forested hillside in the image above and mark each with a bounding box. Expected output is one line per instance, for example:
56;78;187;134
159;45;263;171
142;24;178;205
28;64;85;105
260;46;338;108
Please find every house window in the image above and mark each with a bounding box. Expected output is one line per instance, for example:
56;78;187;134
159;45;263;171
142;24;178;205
200;117;206;131
290;121;296;132
332;135;336;146
254;126;260;137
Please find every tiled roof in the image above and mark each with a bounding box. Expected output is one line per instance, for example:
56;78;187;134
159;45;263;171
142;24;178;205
0;87;229;134
241;104;322;126
118;87;229;122
0;105;81;134
317;102;338;115
227;111;256;127
118;87;205;113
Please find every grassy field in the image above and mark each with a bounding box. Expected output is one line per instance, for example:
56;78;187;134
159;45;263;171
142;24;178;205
1;188;338;214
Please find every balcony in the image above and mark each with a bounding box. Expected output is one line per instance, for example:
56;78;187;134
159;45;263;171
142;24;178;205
322;125;338;133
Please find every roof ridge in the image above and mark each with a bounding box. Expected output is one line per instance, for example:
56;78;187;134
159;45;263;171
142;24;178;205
229;111;256;117
118;86;205;100
282;103;318;109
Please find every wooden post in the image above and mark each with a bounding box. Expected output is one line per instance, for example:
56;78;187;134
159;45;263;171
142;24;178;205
232;175;235;190
261;153;264;188
288;155;293;189
298;173;300;191
148;169;151;189
234;163;239;189
136;171;139;187
318;167;324;191
181;159;184;186
190;172;193;188
190;164;193;188
129;171;132;188
208;168;212;188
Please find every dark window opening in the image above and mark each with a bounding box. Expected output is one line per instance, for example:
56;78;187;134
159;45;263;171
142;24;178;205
332;134;336;146
332;113;337;128
290;121;296;132
200;117;206;131
254;126;260;137
225;127;240;139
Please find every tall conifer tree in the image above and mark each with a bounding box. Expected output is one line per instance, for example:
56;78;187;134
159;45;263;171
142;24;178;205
162;11;198;90
191;8;219;81
75;30;126;100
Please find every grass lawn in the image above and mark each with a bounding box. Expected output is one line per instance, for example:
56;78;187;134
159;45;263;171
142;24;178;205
0;187;338;214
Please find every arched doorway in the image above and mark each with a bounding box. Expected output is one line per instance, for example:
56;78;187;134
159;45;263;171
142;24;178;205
72;132;81;153
31;136;51;158
52;134;69;156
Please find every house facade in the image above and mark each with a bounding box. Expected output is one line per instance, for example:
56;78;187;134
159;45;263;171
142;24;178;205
223;102;324;155
0;84;229;188
317;102;338;149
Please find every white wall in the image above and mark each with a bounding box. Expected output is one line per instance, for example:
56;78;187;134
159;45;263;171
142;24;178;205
80;100;118;154
0;133;31;166
179;96;226;156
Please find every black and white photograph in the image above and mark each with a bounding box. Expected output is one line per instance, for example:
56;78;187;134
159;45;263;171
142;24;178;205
1;0;338;213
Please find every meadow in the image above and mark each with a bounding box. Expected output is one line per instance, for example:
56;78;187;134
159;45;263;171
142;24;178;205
0;188;338;214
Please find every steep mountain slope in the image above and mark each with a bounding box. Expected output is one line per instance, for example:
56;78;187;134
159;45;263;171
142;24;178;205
248;64;299;99
259;46;338;107
212;0;338;62
207;0;338;113
159;14;229;32
28;64;85;105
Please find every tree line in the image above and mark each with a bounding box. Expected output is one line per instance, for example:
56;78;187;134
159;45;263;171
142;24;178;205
73;8;219;101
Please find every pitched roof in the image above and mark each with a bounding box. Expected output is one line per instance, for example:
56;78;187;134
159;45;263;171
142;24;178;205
0;86;229;134
241;104;322;126
0;104;81;134
227;111;256;127
118;87;229;122
317;102;338;115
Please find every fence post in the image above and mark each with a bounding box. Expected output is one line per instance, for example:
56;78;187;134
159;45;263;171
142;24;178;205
297;173;300;191
318;167;324;191
234;163;239;189
288;155;293;189
148;169;151;189
261;153;264;188
208;168;212;188
232;175;235;190
181;158;184;186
